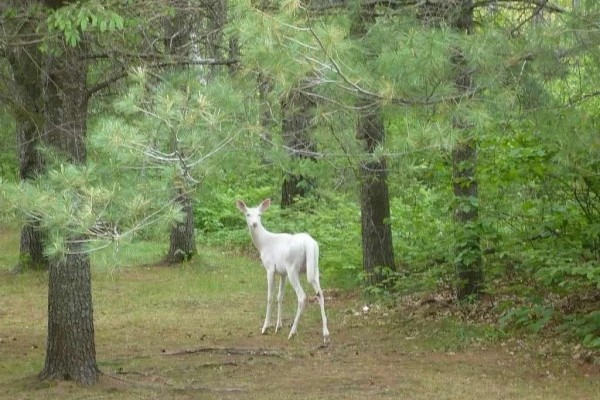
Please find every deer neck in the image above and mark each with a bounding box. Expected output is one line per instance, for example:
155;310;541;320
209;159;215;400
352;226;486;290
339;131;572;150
249;222;273;251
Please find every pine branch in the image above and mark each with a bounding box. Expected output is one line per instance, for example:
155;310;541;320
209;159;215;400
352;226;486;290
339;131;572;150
307;26;482;107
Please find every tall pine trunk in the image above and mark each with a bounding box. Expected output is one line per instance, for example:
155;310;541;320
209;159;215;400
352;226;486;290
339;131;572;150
351;5;396;286
452;139;483;298
280;79;317;208
418;0;484;299
38;41;99;384
162;1;198;264
356;101;396;286
449;0;484;299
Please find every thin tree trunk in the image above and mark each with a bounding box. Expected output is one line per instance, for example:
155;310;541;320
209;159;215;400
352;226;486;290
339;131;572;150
280;79;317;208
17;223;47;271
164;187;196;264
449;0;484;299
356;101;396;286
452;139;483;298
418;0;483;299
206;0;227;78
5;9;48;271
162;1;198;264
258;72;275;147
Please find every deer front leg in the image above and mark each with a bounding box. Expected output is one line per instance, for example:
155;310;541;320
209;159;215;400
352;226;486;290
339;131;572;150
275;275;287;333
262;269;275;334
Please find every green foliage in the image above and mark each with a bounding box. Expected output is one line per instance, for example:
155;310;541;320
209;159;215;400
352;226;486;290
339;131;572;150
45;1;124;49
499;304;555;334
0;109;17;181
561;311;600;350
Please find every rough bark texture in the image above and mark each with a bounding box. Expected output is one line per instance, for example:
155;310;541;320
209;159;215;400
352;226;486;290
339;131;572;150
356;102;396;286
280;80;317;208
43;50;88;163
164;188;197;264
17;223;48;271
352;3;396;286
40;240;98;384
162;1;198;264
3;1;98;383
449;0;484;299
38;39;99;383
452;140;484;298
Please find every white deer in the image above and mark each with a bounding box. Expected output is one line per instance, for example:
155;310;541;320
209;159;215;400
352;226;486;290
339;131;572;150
236;198;329;343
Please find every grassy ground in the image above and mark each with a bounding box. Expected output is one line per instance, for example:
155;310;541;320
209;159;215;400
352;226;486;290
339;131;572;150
0;228;599;399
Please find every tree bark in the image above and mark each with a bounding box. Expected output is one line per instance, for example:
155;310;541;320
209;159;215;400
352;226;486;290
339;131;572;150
40;240;98;384
38;41;99;383
418;0;483;299
452;139;483;298
449;0;484;299
17;223;48;271
162;0;199;264
280;79;317;208
356;101;396;286
5;6;48;271
164;187;197;264
351;3;396;286
3;1;99;382
43;51;88;163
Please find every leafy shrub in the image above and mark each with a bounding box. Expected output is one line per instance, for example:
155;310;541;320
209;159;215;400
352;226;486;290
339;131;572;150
561;311;600;349
499;304;555;334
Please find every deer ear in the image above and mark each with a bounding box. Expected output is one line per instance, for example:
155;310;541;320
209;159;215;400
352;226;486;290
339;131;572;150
236;200;247;213
259;198;271;212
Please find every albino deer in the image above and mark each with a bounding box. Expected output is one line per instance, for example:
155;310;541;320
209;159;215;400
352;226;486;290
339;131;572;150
236;198;329;343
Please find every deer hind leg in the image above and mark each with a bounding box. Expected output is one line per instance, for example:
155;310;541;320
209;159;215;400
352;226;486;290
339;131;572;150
309;279;330;343
275;274;287;333
287;271;306;339
262;269;275;334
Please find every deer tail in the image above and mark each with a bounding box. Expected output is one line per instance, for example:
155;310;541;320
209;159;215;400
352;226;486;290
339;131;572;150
306;239;319;284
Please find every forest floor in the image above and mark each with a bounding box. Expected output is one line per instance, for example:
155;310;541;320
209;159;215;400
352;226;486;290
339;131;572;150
0;229;599;399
